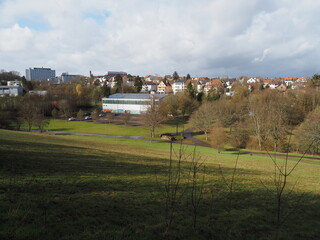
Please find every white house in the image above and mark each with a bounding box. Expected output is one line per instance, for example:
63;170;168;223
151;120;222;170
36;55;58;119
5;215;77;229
7;80;22;86
247;78;259;84
172;80;186;94
141;83;157;93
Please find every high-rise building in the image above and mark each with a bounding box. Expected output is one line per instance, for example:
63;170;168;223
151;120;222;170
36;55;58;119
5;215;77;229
25;67;56;81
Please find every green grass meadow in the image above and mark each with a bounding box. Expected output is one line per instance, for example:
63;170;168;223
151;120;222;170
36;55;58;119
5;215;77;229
22;119;189;136
1;129;320;239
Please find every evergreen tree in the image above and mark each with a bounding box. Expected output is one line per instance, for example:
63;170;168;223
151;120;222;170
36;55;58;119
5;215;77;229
310;74;320;88
21;76;33;91
186;82;196;99
134;76;143;92
173;71;179;81
115;74;123;92
101;83;111;97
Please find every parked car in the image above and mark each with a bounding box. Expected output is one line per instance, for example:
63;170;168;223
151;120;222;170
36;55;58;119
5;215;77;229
85;116;92;120
68;117;76;121
84;112;91;116
99;113;105;117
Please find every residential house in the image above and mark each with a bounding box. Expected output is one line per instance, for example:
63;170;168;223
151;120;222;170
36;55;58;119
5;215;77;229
291;78;308;89
172;80;186;94
276;81;287;92
283;77;297;87
263;79;280;89
247;77;260;84
195;78;211;92
157;80;172;94
141;83;157;93
204;79;225;94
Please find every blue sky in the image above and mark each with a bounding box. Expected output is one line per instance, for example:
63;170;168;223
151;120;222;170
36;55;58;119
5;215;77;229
0;0;320;78
17;17;51;32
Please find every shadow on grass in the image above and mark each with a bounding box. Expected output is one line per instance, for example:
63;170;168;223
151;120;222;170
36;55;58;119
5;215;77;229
1;135;320;240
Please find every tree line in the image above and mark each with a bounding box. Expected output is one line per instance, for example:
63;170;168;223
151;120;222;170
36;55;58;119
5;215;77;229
189;78;320;154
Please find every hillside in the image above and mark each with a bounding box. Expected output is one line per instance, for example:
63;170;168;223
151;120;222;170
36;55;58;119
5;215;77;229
1;130;319;239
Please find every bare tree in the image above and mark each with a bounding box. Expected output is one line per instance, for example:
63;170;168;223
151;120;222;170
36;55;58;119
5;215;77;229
77;109;85;120
91;110;99;121
19;102;34;131
190;102;216;140
59;99;73;119
156;142;186;235
122;111;131;125
248;94;269;150
189;148;206;228
34;113;50;132
106;112;114;124
296;106;320;154
210;121;228;152
143;99;166;138
51;108;59;119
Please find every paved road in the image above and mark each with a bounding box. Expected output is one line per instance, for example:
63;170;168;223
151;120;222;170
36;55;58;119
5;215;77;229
183;128;212;148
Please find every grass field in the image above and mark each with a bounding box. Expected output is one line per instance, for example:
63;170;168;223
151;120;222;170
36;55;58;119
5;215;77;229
22;119;189;136
1;129;320;239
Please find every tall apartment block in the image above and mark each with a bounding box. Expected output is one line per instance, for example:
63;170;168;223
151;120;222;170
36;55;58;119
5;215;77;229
25;67;56;81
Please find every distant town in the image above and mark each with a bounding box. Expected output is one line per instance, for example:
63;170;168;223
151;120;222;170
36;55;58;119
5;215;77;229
0;67;314;98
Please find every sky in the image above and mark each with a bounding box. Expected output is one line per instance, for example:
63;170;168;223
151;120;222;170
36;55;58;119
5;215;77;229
0;0;319;78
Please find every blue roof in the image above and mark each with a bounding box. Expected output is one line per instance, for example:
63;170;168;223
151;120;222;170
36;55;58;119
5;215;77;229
106;93;168;100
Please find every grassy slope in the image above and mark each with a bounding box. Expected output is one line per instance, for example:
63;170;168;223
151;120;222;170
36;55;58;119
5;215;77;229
1;129;320;239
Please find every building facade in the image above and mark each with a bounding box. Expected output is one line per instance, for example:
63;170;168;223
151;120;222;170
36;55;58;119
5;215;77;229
0;85;23;97
172;80;186;94
157;80;172;94
60;73;80;83
25;67;56;81
102;93;168;114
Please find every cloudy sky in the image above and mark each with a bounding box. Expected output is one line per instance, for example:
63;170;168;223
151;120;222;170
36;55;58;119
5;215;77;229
0;0;319;78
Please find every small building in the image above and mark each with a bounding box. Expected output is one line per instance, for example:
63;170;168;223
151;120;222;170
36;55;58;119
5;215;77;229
0;85;23;97
102;93;168;114
28;90;48;96
7;80;22;86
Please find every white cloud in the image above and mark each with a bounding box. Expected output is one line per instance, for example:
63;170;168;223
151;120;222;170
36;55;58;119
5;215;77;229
0;0;320;77
253;49;270;62
0;24;33;51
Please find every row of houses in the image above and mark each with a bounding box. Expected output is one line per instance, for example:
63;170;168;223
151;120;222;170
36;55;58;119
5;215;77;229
90;69;310;96
242;77;308;89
